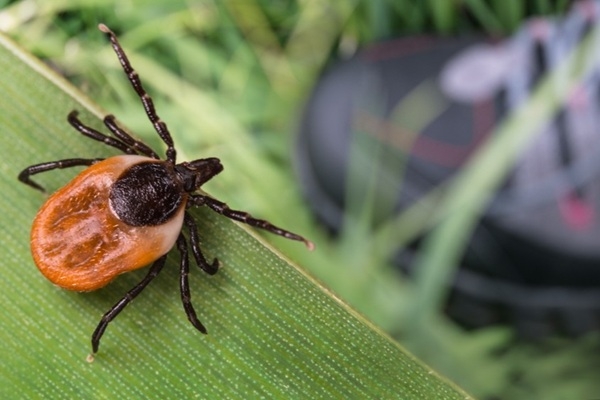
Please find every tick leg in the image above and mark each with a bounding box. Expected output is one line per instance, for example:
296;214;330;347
190;194;315;250
103;114;160;159
98;24;177;163
18;158;103;192
184;212;219;275
91;254;167;354
68;110;136;155
177;234;208;334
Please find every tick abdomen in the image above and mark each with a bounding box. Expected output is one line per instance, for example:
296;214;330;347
30;155;185;291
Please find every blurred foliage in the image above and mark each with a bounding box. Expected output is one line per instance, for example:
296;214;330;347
1;0;598;399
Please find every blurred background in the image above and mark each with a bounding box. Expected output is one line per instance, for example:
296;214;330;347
2;0;600;398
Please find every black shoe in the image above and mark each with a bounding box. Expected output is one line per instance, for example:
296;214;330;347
296;1;600;339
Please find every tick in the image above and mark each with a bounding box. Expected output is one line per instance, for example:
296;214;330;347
18;24;313;355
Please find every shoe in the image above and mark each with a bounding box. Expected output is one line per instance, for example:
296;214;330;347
296;0;600;338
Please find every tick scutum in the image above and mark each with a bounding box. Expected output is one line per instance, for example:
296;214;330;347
109;161;185;226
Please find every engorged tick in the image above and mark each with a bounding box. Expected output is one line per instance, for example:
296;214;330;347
18;23;313;356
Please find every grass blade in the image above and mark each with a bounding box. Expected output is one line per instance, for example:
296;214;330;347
0;31;471;399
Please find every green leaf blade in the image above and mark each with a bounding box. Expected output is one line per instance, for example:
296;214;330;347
0;31;471;399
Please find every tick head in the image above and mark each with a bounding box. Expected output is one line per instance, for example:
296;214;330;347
176;158;224;193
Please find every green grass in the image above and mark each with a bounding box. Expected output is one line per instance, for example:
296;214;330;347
1;1;599;399
0;22;472;400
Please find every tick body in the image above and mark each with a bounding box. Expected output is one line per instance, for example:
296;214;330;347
19;24;313;355
31;155;186;291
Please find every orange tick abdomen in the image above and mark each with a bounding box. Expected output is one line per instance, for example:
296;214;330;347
30;155;185;291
